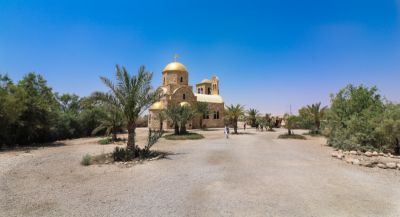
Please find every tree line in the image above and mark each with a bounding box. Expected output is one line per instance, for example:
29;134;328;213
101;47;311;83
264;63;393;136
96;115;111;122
0;72;147;149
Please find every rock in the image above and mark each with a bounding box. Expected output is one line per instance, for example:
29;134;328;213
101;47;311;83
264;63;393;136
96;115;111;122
352;159;360;165
386;163;397;169
383;154;388;157
331;152;338;157
336;154;344;159
377;163;387;169
379;152;384;156
350;151;357;155
345;158;354;164
338;149;343;153
361;161;375;167
344;151;350;155
372;151;378;156
397;164;400;169
365;151;373;157
357;150;363;155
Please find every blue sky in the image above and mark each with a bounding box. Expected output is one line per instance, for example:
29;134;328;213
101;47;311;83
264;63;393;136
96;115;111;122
1;0;399;114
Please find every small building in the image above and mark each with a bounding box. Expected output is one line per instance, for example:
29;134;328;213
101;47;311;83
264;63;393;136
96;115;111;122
148;59;225;129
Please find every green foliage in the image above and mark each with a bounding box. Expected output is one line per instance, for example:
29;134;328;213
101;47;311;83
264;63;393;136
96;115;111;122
193;102;209;129
112;129;164;161
81;154;92;166
164;132;204;140
93;65;160;151
0;73;108;148
278;133;306;140
91;104;125;141
326;85;386;151
247;108;259;127
165;104;195;134
165;104;182;135
225;104;245;134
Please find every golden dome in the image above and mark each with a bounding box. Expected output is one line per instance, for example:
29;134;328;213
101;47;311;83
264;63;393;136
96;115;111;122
180;102;190;107
150;101;164;110
163;62;188;72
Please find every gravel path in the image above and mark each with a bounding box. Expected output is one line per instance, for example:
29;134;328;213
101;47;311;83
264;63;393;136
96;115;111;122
1;128;400;217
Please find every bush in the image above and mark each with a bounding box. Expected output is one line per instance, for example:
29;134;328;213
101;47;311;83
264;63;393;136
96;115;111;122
112;146;135;161
81;154;92;166
164;132;204;140
326;85;385;151
278;134;307;140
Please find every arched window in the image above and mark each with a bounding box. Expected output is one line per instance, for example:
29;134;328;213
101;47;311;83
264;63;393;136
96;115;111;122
213;111;217;119
217;111;220;119
163;77;165;85
207;87;211;95
183;94;186;100
180;77;183;83
198;88;200;93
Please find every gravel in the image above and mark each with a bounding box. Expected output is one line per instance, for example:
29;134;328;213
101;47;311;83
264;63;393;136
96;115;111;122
1;128;400;217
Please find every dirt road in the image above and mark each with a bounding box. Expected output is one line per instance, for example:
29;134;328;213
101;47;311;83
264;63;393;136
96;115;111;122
1;128;399;217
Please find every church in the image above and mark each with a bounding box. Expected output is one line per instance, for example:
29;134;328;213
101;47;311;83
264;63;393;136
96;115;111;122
148;58;225;129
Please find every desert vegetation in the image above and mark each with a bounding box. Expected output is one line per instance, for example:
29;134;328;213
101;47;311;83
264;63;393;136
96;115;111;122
164;103;204;139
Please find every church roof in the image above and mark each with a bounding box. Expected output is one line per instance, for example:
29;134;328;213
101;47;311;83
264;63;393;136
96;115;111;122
200;79;212;84
163;62;188;72
195;93;224;104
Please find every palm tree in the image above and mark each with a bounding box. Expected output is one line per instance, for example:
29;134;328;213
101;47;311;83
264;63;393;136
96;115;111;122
193;101;209;129
179;105;195;134
225;104;245;134
247;108;259;127
165;104;181;135
283;113;296;135
156;111;166;131
92;65;160;152
91;105;124;141
306;102;327;134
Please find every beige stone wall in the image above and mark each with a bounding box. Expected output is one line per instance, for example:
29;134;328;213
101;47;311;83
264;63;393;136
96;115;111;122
163;71;188;86
170;86;196;103
196;83;212;94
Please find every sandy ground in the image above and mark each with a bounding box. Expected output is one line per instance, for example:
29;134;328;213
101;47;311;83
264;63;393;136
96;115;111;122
1;128;400;217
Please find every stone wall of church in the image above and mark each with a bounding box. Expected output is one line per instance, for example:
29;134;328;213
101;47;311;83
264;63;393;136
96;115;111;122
163;71;188;86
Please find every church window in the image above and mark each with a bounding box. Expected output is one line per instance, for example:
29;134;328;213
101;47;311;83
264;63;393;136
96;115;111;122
217;111;220;119
207;87;211;95
163;77;165;85
183;93;186;100
198;88;200;93
213;111;217;119
180;76;183;83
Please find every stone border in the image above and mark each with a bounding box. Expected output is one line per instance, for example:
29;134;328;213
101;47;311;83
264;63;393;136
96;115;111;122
331;150;400;170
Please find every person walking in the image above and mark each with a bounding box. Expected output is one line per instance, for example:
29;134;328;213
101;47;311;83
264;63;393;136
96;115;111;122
244;123;247;131
224;125;230;139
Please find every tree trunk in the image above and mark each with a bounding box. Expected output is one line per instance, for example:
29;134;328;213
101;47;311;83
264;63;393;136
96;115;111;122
112;130;117;141
395;138;400;155
316;120;321;134
200;118;203;129
234;120;238;134
174;122;179;135
180;123;187;134
127;122;136;153
288;129;292;135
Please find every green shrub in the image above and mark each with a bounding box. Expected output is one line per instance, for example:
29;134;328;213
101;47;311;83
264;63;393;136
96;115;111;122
81;154;92;166
164;132;204;140
278;134;306;140
112;146;134;161
98;137;113;145
326;85;385;151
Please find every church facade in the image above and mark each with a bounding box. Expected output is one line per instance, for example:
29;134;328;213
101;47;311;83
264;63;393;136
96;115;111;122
148;60;225;129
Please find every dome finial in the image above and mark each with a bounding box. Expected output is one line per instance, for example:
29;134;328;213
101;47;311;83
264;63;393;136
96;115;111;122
173;54;180;62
